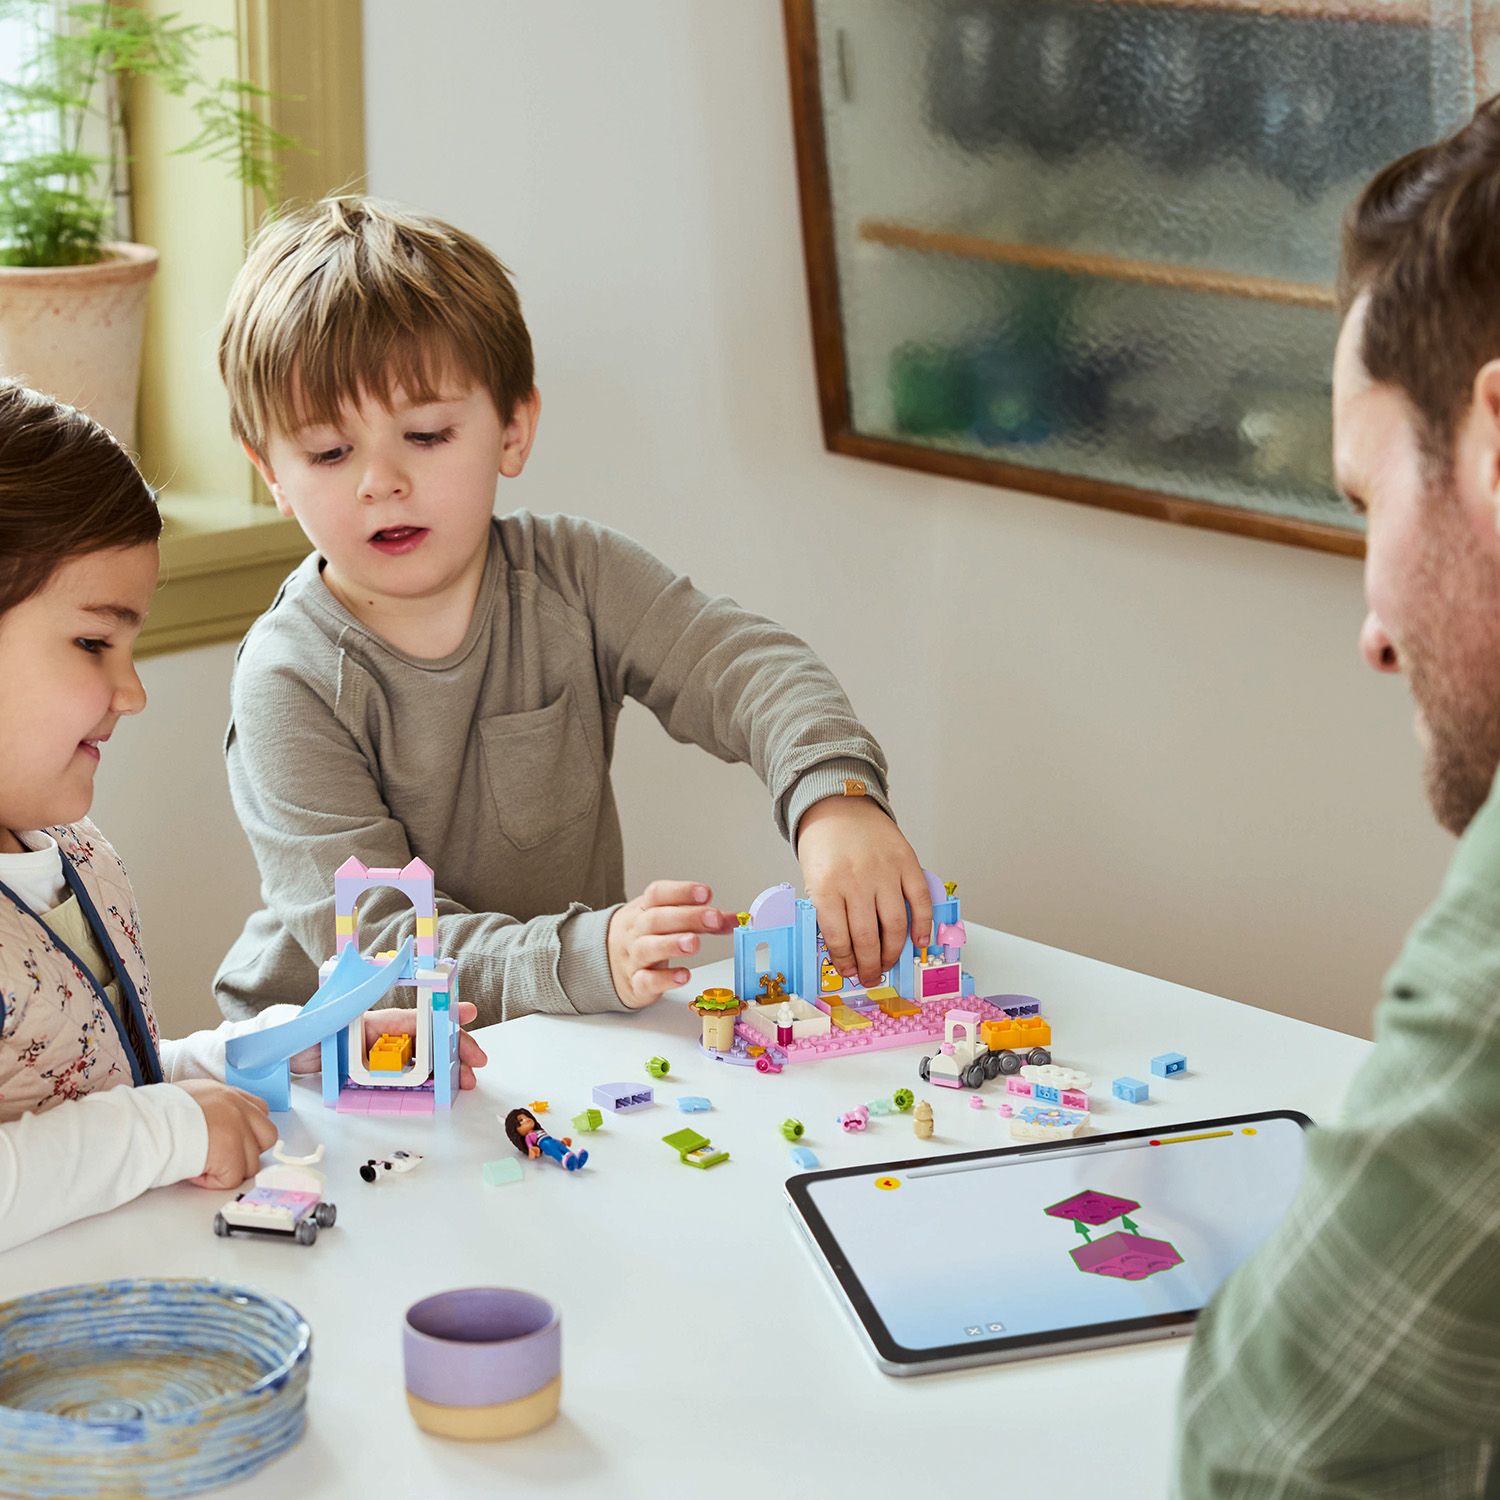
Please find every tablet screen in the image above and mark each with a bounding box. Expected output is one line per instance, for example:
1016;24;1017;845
789;1111;1308;1368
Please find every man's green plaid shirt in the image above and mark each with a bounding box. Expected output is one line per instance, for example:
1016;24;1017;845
1176;779;1500;1496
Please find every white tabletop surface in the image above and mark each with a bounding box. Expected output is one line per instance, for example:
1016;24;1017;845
0;925;1373;1499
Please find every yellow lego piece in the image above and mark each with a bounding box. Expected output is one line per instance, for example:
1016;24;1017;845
980;1014;1052;1052
335;913;355;934
867;986;921;1018
415;916;436;936
529;1100;549;1114
829;1005;872;1032
368;1033;413;1071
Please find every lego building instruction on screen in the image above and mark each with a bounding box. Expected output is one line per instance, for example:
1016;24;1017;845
804;1117;1306;1350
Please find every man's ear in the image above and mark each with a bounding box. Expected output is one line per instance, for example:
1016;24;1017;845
498;388;541;480
1465;361;1500;536
242;437;291;517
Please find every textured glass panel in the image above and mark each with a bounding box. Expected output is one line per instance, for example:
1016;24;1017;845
813;0;1480;535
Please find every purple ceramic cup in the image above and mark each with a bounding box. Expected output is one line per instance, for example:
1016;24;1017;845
402;1288;561;1440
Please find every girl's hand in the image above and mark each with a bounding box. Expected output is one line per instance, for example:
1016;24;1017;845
607;880;729;1008
289;1000;488;1088
797;796;933;989
179;1079;280;1189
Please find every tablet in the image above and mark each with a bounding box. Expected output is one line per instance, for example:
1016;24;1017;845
785;1109;1309;1375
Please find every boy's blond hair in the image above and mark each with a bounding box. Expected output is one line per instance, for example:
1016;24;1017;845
219;196;535;457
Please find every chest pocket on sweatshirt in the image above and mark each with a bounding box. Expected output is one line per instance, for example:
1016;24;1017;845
479;686;601;851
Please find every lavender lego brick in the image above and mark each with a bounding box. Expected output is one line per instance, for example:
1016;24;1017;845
1045;1189;1141;1226
593;1082;654;1112
1071;1231;1183;1281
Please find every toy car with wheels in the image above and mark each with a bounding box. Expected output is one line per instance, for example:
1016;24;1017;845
213;1143;337;1245
919;1010;1052;1090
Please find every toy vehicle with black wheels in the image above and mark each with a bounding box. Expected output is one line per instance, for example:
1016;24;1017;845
212;1143;337;1246
920;1010;1052;1090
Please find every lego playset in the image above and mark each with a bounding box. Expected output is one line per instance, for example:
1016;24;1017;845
691;871;1056;1074
223;856;462;1115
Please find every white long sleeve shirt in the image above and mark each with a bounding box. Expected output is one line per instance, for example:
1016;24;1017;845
0;833;298;1254
0;1006;301;1254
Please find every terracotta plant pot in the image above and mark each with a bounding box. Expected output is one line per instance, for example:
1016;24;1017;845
0;242;159;450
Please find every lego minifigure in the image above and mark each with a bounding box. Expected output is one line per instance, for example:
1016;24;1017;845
503;1108;589;1172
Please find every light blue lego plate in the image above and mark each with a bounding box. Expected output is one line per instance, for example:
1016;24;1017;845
0;1278;311;1497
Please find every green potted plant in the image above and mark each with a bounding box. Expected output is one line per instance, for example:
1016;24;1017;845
0;1;290;446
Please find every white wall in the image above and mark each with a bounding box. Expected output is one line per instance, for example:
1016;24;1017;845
94;3;1453;1045
356;0;1451;1040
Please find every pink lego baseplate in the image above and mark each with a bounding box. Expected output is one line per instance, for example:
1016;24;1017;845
336;1082;435;1115
731;994;1026;1064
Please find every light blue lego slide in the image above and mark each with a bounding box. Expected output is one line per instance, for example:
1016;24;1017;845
225;937;415;1109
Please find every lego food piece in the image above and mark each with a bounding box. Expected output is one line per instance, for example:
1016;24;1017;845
646;1056;670;1078
662;1128;728;1168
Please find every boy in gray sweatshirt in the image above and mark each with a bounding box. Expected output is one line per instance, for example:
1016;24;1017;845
213;196;930;1026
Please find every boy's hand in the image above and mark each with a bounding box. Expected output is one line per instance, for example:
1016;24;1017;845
797;796;933;989
179;1079;279;1190
289;1001;489;1090
608;881;728;1008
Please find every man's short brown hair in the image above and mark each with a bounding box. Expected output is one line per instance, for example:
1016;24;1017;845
1340;95;1500;468
219;196;535;457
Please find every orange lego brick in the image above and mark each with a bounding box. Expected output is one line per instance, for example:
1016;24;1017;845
368;1033;414;1071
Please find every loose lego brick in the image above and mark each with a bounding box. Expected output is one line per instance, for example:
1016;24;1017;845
677;1096;713;1112
482;1158;524;1187
593;1082;654;1112
788;1146;820;1170
1150;1053;1188;1078
572;1107;604;1134
1045;1189;1140;1226
1071;1230;1182;1281
1112;1076;1150;1104
662;1128;728;1168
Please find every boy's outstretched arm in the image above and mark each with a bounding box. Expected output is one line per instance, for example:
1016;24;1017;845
551;515;919;981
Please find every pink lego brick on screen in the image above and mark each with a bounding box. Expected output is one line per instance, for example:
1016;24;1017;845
1071;1231;1183;1281
1045;1189;1140;1225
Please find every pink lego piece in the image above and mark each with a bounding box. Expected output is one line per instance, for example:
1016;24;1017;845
968;1095;986;1110
837;1105;870;1132
733;994;1026;1066
1061;1089;1089;1111
1071;1231;1183;1281
1006;1077;1031;1097
1045;1189;1140;1226
998;1102;1014;1118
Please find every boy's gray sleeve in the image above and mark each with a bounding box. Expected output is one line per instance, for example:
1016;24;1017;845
225;658;628;1026
540;516;893;846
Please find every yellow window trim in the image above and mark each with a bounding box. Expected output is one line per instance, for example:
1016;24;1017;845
129;0;364;656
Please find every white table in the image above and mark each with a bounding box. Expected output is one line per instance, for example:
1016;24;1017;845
0;926;1372;1498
